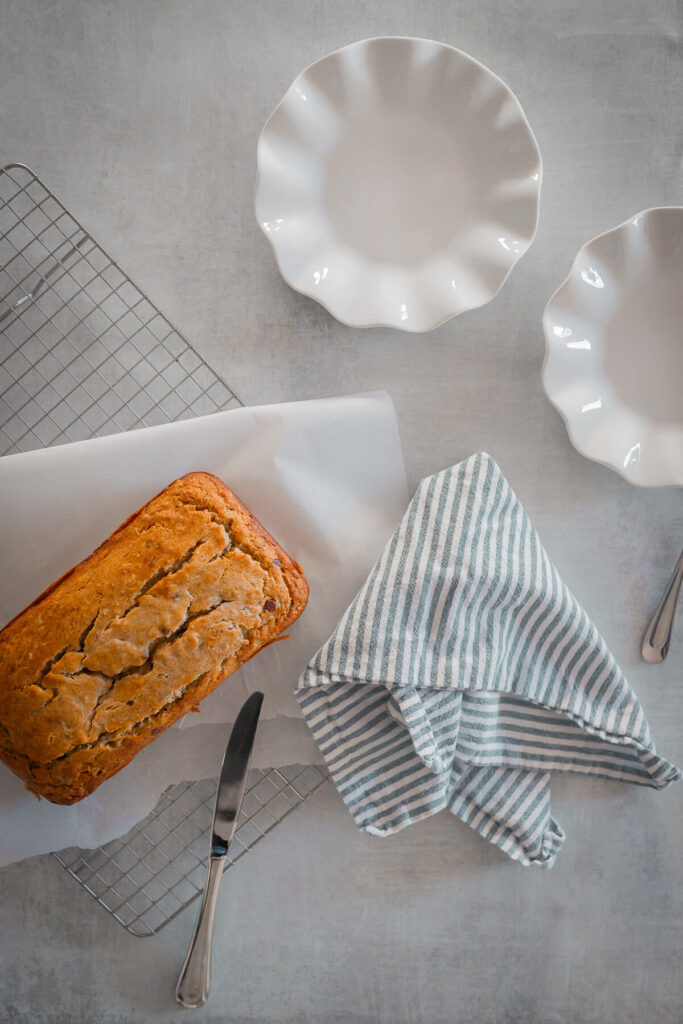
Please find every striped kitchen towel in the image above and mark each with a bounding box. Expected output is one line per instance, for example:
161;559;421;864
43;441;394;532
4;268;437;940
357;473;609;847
295;453;680;867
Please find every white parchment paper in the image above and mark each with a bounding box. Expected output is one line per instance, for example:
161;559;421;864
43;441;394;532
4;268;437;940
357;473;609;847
0;392;408;865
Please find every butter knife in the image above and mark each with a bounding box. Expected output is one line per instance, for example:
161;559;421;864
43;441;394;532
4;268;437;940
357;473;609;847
175;691;264;1008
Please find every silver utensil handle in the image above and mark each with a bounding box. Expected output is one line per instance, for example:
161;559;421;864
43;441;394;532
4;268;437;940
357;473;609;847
642;551;683;664
175;854;225;1008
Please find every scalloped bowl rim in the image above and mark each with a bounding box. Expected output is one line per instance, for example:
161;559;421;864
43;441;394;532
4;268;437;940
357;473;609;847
254;36;543;332
542;206;683;489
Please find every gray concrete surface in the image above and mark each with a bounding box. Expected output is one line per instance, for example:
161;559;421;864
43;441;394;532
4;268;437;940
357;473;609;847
1;1;682;1021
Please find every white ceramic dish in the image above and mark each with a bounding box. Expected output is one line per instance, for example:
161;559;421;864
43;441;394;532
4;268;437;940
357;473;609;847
543;208;683;488
255;37;542;332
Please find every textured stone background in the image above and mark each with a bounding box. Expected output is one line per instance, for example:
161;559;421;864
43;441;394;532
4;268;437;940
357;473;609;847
0;1;681;1021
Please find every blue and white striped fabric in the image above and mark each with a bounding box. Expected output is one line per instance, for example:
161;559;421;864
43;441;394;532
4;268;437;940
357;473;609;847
295;453;680;867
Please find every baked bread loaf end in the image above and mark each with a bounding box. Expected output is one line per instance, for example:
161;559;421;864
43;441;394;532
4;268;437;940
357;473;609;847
0;473;308;804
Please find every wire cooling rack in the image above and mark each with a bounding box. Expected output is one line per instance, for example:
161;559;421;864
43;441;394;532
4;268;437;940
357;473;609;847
52;766;328;936
0;163;329;936
0;162;242;454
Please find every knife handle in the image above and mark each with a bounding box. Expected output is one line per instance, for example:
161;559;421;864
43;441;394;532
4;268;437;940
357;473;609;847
642;550;683;664
175;854;225;1008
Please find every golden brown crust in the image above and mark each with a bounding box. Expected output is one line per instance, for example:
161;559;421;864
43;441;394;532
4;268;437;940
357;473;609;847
0;472;308;804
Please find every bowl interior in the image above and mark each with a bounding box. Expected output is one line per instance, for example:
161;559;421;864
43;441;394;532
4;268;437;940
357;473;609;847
303;38;539;267
256;37;542;330
323;112;476;265
598;213;683;426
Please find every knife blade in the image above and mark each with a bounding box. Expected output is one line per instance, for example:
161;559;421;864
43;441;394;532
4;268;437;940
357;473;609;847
175;691;264;1008
211;690;264;855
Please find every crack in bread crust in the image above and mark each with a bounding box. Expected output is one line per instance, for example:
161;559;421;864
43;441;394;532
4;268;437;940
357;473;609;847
81;599;251;743
119;538;206;620
14;540;271;760
33;606;101;699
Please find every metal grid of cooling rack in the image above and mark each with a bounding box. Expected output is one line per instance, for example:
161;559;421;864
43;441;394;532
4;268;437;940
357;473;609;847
0;162;242;456
53;765;328;936
0;162;329;935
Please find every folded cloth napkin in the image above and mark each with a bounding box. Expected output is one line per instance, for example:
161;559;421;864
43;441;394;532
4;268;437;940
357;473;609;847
295;453;680;867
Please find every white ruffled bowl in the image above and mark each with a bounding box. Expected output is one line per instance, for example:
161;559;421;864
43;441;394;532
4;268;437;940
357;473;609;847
542;208;683;488
255;37;542;332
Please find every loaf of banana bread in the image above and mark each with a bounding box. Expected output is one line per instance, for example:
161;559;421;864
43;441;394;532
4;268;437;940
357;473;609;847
0;472;309;804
